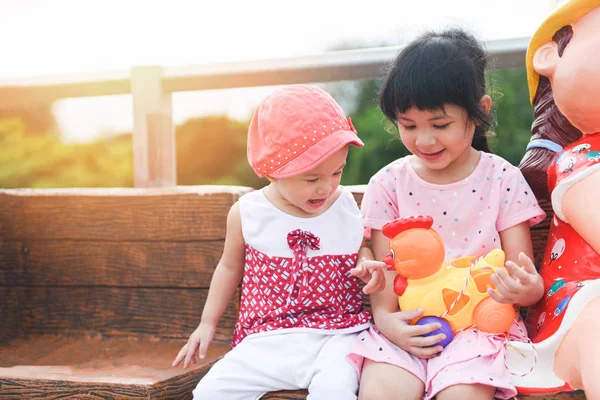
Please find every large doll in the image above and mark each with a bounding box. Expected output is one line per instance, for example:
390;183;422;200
505;0;600;397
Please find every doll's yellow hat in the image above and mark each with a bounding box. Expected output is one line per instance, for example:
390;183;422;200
526;0;600;103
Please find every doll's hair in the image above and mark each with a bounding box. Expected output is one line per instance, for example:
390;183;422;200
519;26;582;200
379;28;492;152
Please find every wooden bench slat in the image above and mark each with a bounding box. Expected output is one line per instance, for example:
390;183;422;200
0;187;252;241
18;287;238;341
531;199;553;268
0;378;150;399
148;372;206;400
0;336;227;400
1;240;222;288
263;390;309;399
0;287;19;342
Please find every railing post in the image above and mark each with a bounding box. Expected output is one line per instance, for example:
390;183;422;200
131;66;177;188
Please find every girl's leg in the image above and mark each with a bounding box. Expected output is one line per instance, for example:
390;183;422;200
307;333;360;400
435;384;495;400
192;334;304;400
555;297;600;399
358;359;424;400
425;326;517;400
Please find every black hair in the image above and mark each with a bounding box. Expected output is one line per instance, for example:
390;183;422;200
379;28;492;152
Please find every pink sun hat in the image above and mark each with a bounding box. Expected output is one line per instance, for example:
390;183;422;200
247;85;364;179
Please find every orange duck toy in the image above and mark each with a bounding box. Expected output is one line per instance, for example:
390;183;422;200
382;216;515;340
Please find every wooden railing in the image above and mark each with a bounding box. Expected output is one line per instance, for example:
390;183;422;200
0;37;530;188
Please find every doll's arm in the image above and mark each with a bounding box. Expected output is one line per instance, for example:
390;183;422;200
563;170;600;254
555;171;600;391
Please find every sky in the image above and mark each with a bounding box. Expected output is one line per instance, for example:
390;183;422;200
3;0;554;142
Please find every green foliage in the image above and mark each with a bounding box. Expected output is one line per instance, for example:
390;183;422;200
327;79;407;185
0;118;133;188
343;100;409;185
0;68;535;189
175;115;263;188
489;68;535;165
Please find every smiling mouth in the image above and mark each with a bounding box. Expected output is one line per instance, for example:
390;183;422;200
421;150;444;156
308;198;326;208
420;149;445;160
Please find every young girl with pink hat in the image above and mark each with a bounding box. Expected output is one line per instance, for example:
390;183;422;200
173;84;386;399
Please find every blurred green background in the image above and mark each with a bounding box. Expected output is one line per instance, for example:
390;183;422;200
0;68;533;189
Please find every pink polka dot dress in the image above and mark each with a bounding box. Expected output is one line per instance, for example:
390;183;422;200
348;152;546;400
232;188;372;347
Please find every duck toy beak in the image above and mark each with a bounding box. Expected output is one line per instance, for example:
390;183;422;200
382;254;395;271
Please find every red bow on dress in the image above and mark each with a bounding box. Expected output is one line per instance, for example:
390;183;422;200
286;229;321;303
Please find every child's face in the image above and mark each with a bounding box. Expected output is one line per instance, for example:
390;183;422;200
396;104;476;171
269;146;349;216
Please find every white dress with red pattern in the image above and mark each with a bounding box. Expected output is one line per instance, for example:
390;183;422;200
507;132;600;394
232;187;372;347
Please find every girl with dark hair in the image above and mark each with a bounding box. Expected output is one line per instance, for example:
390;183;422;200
506;1;600;398
346;28;546;400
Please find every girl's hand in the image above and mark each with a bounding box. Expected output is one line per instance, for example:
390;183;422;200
488;252;545;306
172;322;216;369
376;308;446;359
350;259;387;294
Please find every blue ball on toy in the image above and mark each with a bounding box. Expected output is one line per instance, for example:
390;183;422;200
415;316;454;348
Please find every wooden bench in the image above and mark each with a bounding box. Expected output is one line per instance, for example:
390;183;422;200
0;186;585;399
